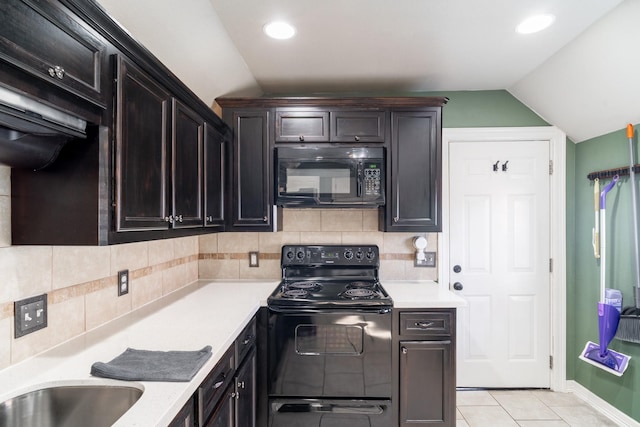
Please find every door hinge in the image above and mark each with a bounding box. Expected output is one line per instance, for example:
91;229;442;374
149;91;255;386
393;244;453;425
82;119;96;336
549;355;553;369
549;258;553;273
549;160;554;175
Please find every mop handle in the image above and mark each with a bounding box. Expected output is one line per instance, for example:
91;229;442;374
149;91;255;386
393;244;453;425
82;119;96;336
627;124;640;307
600;175;619;302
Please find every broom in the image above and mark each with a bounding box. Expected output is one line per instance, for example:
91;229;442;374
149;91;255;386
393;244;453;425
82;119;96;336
618;123;640;343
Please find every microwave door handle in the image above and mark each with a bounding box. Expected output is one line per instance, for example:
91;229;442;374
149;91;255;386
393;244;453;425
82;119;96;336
356;163;363;197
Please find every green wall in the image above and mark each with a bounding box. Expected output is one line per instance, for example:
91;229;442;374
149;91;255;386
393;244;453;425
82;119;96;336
572;126;640;420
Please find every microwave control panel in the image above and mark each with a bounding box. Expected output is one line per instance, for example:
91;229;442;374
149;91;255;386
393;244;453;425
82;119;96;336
362;162;382;196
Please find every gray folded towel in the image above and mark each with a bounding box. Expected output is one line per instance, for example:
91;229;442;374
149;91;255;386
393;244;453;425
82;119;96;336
90;346;212;382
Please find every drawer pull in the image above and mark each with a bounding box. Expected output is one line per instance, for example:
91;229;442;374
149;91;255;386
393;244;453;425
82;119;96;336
242;335;254;346
415;321;434;329
212;373;226;390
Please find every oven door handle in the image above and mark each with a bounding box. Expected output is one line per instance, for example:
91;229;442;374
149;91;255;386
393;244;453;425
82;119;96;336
268;306;392;314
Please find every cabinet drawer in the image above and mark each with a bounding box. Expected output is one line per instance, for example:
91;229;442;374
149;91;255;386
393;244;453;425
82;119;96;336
330;111;385;142
198;344;235;426
275;110;329;142
235;316;256;365
0;0;107;107
399;311;452;337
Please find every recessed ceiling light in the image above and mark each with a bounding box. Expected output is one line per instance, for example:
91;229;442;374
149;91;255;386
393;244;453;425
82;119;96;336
516;14;555;34
263;21;296;40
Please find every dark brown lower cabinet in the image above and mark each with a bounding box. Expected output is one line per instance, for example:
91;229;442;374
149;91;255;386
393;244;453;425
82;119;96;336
169;397;196;427
234;350;257;427
204;385;234;427
395;309;456;427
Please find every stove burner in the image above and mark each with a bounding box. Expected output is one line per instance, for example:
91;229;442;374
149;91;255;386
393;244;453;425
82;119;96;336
347;281;375;289
283;289;309;298
288;281;322;291
341;288;378;299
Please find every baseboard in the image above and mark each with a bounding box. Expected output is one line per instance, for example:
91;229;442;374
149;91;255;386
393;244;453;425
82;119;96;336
566;380;639;427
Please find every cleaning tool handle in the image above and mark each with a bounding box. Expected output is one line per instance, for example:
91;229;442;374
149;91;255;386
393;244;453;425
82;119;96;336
600;175;619;209
627;123;640;308
593;178;600;258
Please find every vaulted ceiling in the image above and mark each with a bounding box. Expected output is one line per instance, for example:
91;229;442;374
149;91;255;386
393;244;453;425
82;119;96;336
96;0;640;142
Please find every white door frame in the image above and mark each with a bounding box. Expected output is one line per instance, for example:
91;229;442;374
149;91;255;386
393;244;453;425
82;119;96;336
440;127;567;391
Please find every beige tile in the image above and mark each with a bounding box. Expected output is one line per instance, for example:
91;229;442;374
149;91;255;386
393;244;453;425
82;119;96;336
52;246;110;290
517;422;569;427
0;166;9;195
259;232;300;253
457;408;464;420
239;259;280;280
163;263;190;295
174;236;199;258
530;391;584;407
0;196;10;248
457;406;519;427
551;405;619;426
340;232;384;248
283;209;321;232
0;246;52;302
426;233;438;251
299;232;342;245
379;260;405;280
362;209;379;231
110;241;148;275
218;232;259;253
321;209;363;231
85;281;132;331
131;271;163;309
186;260;199;284
148;238;175;265
12;296;85;364
404;261;438;280
491;393;560;421
199;234;218;253
198;259;240;280
457;390;500;406
0;317;10;370
383;233;417;253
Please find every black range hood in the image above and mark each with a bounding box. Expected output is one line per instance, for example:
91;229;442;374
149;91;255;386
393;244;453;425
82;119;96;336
0;86;87;170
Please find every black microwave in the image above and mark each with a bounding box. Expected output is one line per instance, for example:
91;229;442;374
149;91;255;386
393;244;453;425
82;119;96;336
275;146;385;207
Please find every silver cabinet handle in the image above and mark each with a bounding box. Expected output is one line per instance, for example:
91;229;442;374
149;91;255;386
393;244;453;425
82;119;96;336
263;216;268;222
402;347;408;354
164;215;174;223
176;214;183;223
354;136;360;142
299;135;305;141
48;65;65;79
415;321;434;329
206;216;213;222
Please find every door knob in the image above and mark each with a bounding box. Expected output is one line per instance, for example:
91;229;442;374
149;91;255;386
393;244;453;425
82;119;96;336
453;282;463;291
453;265;462;273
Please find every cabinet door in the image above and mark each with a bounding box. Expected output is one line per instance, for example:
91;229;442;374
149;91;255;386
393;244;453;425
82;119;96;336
114;55;171;232
275;110;329;142
204;122;225;229
204;385;234;427
235;350;256;427
228;109;273;230
169;397;195;427
172;99;203;228
399;341;453;427
330;111;385;143
382;110;442;231
0;0;107;106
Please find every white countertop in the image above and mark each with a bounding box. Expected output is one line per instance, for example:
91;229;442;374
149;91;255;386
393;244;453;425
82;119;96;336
0;279;462;426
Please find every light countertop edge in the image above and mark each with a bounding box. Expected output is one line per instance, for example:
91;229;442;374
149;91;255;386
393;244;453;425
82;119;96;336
0;279;462;426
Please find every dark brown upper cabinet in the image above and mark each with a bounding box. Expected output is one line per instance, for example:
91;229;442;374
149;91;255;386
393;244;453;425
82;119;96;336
380;109;442;232
330;110;385;143
0;0;107;108
115;54;172;232
204;122;225;230
275;109;329;143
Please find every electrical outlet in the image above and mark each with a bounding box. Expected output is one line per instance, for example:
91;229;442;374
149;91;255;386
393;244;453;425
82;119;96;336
118;269;129;296
415;251;437;268
14;294;47;338
249;251;259;267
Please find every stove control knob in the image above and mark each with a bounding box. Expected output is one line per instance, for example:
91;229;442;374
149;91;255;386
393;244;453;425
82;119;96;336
286;250;295;260
355;250;364;260
366;250;375;260
344;250;353;260
296;250;305;260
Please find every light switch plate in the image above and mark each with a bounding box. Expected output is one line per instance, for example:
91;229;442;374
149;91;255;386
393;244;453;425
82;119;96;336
118;270;129;296
249;251;259;267
414;251;436;268
14;294;47;338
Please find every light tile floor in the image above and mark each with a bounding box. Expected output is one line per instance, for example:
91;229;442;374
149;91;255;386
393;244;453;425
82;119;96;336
457;390;621;427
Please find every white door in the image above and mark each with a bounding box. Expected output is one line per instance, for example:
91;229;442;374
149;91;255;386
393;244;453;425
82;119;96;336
449;140;551;388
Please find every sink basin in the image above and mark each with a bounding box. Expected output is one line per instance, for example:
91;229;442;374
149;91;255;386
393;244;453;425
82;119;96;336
0;383;143;427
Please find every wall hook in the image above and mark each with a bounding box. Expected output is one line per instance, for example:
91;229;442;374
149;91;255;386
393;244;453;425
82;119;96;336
502;160;509;172
493;161;500;172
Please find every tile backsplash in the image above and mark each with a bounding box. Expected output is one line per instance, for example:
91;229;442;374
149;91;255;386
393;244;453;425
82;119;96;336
0;164;437;371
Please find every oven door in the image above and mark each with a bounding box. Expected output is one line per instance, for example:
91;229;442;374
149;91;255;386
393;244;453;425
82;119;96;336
276;157;360;206
269;398;392;427
267;309;392;398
